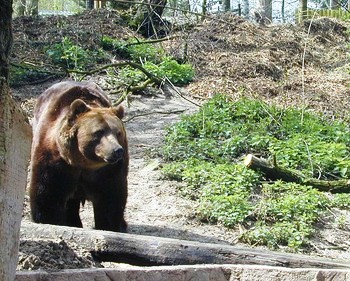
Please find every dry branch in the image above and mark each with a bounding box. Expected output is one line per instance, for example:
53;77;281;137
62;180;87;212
244;154;350;193
124;36;179;47
20;222;350;269
162;78;201;107
124;109;186;123
69;61;163;85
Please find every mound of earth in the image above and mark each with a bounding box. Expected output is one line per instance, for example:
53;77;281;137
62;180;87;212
11;10;350;271
12;9;136;64
166;14;350;117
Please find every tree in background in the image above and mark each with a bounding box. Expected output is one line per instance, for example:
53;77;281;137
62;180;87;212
12;0;349;25
27;0;39;15
299;0;307;22
223;0;230;11
13;0;26;16
330;0;340;9
202;0;207;15
281;0;285;22
86;0;94;9
110;0;135;9
0;0;13;81
242;0;249;17
13;0;38;16
254;0;272;24
131;0;170;37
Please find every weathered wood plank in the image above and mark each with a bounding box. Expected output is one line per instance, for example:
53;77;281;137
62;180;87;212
20;221;350;269
0;80;32;281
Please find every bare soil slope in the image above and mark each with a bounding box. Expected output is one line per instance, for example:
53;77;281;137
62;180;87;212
11;10;350;271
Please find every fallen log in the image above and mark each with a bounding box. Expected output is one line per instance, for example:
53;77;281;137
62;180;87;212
20;222;350;269
244;154;350;193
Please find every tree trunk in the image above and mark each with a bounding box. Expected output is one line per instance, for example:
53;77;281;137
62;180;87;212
133;0;169;38
202;0;207;16
281;0;285;22
298;0;307;22
330;0;339;9
86;0;94;9
244;154;350;193
0;0;13;81
222;0;230;12
0;81;32;281
185;0;191;14
0;6;31;281
258;0;272;23
13;0;26;17
26;0;38;15
20;222;350;269
110;0;134;10
242;0;249;17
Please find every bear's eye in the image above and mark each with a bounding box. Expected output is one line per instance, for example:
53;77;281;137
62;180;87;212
93;130;104;138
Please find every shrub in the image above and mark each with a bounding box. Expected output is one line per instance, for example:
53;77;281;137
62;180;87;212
101;36;195;86
101;37;164;62
162;94;350;251
9;64;50;86
46;37;91;69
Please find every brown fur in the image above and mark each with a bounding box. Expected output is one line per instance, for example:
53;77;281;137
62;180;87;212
29;81;129;232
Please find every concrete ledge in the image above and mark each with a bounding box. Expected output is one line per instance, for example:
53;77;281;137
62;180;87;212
15;264;350;281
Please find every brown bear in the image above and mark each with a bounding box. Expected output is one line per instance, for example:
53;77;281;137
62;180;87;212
29;81;128;232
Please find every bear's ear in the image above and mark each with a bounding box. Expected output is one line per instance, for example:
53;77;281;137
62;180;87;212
68;99;90;124
113;105;125;119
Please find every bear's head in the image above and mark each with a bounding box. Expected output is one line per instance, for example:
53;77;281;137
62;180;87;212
58;99;127;169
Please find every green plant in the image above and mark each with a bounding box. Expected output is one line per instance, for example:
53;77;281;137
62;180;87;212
335;214;347;229
156;58;195;85
269;136;350;179
9;64;51;86
330;193;350;209
162;95;350;251
101;37;195;86
240;221;312;250
101;37;164;62
256;181;330;226
116;60;194;87
100;36;118;51
46;37;90;69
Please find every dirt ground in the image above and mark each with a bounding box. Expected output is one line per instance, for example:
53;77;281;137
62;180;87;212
11;10;350;271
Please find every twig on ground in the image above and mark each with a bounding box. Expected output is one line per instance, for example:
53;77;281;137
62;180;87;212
68;61;163;85
161;77;201;107
125;109;186;123
124;36;179;47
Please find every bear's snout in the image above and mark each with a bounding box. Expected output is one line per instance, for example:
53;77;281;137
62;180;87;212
107;147;124;163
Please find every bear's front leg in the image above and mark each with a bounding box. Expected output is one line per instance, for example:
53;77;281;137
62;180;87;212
82;163;128;232
29;159;80;226
31;186;68;226
92;189;127;232
66;198;83;228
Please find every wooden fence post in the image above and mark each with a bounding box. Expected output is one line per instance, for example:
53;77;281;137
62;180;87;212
0;79;32;281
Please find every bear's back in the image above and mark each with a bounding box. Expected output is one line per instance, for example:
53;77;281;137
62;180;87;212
33;81;111;127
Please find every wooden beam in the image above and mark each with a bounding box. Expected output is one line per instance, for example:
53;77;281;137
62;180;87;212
20;222;350;269
0;80;32;281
